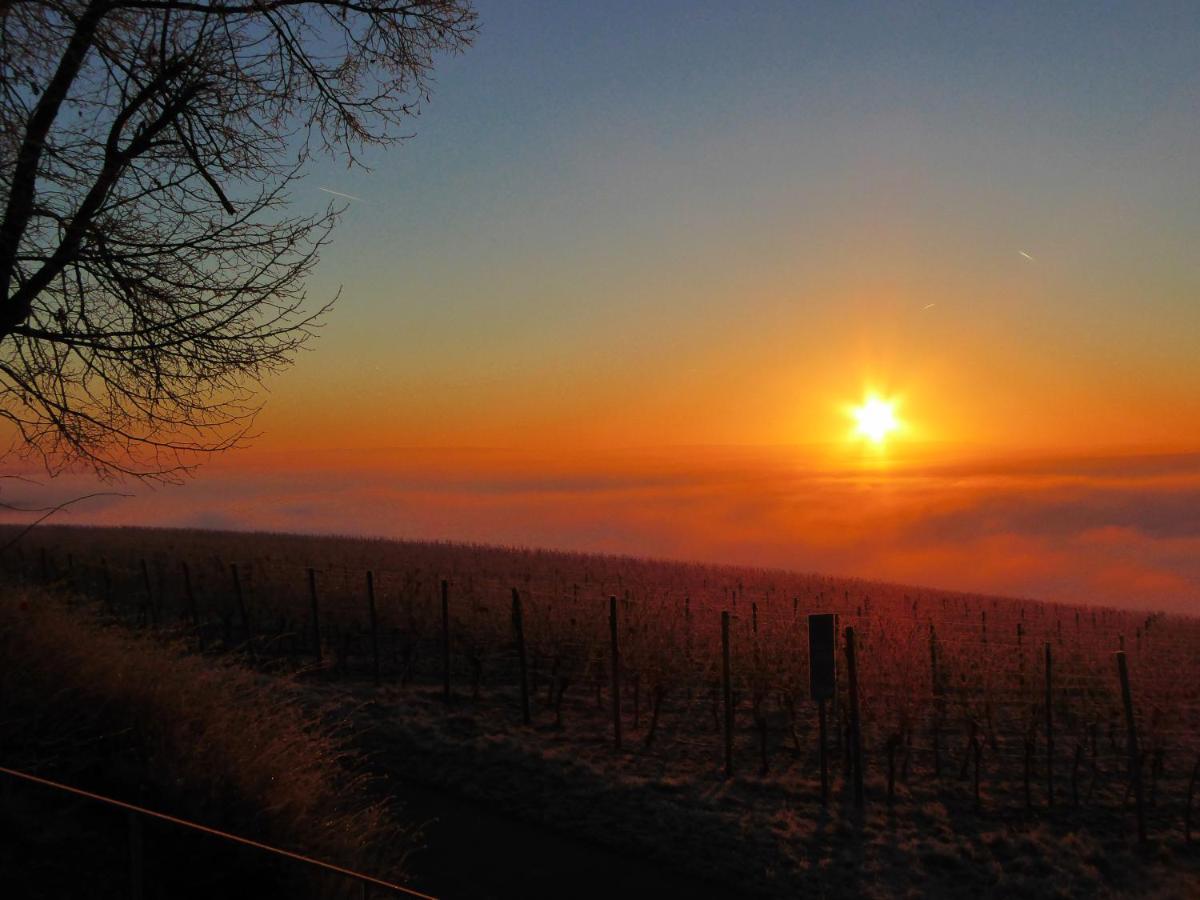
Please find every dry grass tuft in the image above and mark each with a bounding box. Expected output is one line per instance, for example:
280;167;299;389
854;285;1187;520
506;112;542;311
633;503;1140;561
0;585;411;897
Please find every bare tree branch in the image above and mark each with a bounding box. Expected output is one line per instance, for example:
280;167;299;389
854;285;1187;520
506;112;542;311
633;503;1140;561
0;0;476;480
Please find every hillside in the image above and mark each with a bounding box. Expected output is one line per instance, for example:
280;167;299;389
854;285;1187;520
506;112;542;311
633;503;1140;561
3;524;1199;898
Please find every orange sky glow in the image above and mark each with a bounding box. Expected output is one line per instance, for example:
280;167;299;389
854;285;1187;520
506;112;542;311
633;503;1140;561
4;3;1199;615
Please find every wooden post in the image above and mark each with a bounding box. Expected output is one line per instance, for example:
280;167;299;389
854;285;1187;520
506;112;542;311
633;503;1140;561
610;596;622;750
366;571;380;686
1071;742;1084;808
441;579;451;703
1044;642;1054;807
308;568;322;662
930;624;941;778
1017;623;1025;687
757;701;768;777
632;673;641;731
1185;756;1198;844
846;626;864;811
231;563;250;647
972;733;983;810
886;734;898;806
181;561;197;626
684;596;693;659
1116;651;1147;844
722;611;734;777
128;811;144;900
140;559;154;627
832;613;841;752
929;623;939;694
818;698;829;806
512;589;530;725
1024;733;1034;812
101;557;114;614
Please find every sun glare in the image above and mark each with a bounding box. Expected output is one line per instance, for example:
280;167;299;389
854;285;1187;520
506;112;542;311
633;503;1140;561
852;395;900;444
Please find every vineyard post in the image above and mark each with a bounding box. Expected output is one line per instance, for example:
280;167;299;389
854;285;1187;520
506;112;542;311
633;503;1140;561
101;557;113;615
1045;642;1054;807
1023;732;1034;812
1116;651;1147;844
610;596;622;750
818;698;829;806
684;597;692;659
512;589;531;726
846;626;864;811
441;579;451;703
722;610;733;777
1185;756;1198;844
930;624;941;777
231;563;251;650
182;561;197;626
65;553;74;603
39;546;49;584
972;731;983;810
366;571;380;686
832;613;842;758
1017;623;1024;687
929;623;939;692
140;558;155;628
308;568;322;662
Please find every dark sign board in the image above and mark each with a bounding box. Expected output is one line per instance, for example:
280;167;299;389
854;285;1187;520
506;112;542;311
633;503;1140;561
809;613;836;701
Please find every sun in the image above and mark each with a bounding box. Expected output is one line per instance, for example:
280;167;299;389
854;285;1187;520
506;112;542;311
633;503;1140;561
851;394;900;444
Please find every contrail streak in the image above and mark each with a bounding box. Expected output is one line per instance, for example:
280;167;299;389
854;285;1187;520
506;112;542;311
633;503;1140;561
318;187;365;203
1019;250;1035;261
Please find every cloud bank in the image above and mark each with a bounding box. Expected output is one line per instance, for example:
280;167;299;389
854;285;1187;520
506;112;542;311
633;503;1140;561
4;447;1198;613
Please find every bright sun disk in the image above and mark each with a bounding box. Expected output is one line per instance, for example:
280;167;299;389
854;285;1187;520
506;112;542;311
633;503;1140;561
852;395;899;444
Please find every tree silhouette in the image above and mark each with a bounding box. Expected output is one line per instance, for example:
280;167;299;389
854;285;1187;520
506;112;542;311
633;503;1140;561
0;0;476;478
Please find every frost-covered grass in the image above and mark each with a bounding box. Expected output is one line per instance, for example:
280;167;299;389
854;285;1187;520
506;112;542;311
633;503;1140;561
331;680;1200;899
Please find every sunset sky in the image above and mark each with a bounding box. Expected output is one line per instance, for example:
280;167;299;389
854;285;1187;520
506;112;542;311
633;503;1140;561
6;2;1200;611
267;0;1200;454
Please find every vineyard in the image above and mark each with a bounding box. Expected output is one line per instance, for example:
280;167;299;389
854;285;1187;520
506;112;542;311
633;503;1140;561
5;524;1200;895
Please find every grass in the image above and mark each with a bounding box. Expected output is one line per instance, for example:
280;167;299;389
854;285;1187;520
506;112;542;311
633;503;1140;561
0;583;412;899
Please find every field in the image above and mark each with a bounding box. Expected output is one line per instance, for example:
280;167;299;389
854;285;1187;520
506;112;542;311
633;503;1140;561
4;523;1200;898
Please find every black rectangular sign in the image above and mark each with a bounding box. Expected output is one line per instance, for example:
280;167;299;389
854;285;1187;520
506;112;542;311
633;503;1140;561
809;613;836;701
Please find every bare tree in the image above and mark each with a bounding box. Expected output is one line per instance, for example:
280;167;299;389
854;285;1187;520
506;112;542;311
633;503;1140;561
0;0;476;479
